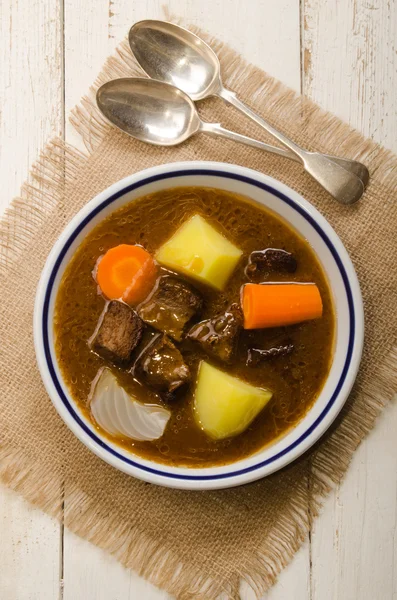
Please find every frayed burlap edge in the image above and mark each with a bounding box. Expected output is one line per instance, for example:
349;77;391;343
1;24;397;600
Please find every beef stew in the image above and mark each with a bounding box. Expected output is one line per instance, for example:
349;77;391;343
54;187;335;467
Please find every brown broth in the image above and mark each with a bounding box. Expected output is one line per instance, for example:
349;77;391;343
54;187;334;467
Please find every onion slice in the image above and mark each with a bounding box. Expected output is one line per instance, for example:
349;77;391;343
90;368;170;441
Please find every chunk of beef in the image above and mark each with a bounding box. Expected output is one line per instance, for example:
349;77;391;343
90;301;144;365
245;248;297;280
247;343;294;367
137;275;203;341
135;334;190;400
187;303;243;364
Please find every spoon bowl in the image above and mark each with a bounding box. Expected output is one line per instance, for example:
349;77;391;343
97;78;201;145
129;20;221;100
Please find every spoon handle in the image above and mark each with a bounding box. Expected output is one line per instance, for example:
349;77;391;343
201;121;301;157
217;87;364;204
218;87;306;160
201;122;368;185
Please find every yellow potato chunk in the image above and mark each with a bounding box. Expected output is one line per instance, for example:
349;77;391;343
155;214;243;291
194;361;272;440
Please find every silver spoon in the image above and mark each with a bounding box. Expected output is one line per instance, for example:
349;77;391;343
98;77;326;154
96;78;367;185
129;20;368;203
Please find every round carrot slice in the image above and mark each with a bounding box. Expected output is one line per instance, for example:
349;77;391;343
96;244;157;305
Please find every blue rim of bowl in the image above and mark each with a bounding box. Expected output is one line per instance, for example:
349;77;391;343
42;169;355;481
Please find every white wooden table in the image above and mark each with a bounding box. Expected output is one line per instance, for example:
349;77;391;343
1;1;396;598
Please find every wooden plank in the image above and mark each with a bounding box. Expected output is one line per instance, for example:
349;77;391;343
61;1;308;599
261;541;310;599
110;0;301;91
0;0;64;210
63;530;310;600
63;530;170;600
61;2;136;599
311;413;397;599
0;0;63;597
0;486;61;600
303;1;397;598
64;0;110;148
303;0;397;148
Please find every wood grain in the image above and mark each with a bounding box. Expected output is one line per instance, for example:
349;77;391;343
111;0;301;91
0;0;64;210
0;0;63;596
303;0;397;149
303;1;397;598
0;487;60;600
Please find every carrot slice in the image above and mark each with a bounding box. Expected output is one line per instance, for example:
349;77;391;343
242;283;323;329
96;244;157;305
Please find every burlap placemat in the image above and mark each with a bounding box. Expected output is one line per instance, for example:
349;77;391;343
1;23;397;600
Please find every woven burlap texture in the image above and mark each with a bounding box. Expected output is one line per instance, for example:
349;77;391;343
1;25;397;600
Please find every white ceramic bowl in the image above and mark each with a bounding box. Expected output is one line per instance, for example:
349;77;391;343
34;161;364;490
